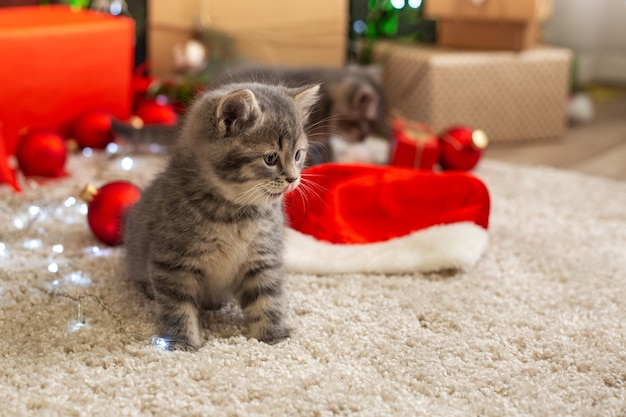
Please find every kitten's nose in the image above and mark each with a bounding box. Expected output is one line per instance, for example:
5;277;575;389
286;182;298;193
286;176;297;183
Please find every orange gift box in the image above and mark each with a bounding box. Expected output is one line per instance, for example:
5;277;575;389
0;5;134;155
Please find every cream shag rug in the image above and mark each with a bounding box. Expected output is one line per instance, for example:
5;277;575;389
1;153;625;417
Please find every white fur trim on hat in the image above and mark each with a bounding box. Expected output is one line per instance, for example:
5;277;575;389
284;221;488;274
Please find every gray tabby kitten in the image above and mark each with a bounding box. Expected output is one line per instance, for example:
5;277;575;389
124;82;319;351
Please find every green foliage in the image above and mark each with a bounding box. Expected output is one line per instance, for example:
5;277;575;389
39;0;90;7
358;0;430;64
366;0;400;39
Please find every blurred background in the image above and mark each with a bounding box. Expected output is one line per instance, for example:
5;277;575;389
1;0;625;179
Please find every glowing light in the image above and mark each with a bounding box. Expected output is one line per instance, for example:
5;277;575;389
82;147;93;157
151;337;170;351
79;204;88;215
121;157;134;171
109;0;122;15
55;197;87;224
52;244;64;254
408;0;422;8
28;205;42;217
0;242;7;257
64;271;92;287
64;197;77;208
106;142;120;155
353;19;366;35
69;319;86;333
391;0;405;9
48;263;59;273
85;246;111;257
12;216;25;230
22;239;43;250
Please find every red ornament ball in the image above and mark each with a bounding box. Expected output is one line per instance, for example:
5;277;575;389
439;126;489;171
81;181;142;246
16;130;67;177
72;110;115;149
135;99;178;126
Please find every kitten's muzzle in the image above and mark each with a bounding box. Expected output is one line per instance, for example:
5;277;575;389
286;179;299;194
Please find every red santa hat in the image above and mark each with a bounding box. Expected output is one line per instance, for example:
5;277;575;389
284;163;490;274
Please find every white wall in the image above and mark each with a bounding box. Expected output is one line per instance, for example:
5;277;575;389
543;0;626;84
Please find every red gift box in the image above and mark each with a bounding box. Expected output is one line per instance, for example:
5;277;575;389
390;118;439;170
0;5;134;155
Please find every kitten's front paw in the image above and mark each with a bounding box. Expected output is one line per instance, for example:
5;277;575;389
165;337;201;352
257;326;291;345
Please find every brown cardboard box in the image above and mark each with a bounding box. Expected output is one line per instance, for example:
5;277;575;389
149;0;347;77
425;0;551;22
375;41;572;143
437;19;541;51
425;0;551;51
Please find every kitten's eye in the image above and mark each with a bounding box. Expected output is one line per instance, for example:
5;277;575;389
294;150;302;162
264;152;279;166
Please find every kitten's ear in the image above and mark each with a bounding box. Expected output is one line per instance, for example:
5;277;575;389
291;84;320;121
353;84;379;120
216;89;261;137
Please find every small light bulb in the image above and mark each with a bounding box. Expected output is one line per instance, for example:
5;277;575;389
48;263;59;273
52;244;64;254
106;142;120;155
353;19;366;35
69;320;86;333
121;157;134;171
13;217;25;230
64;197;77;208
23;239;43;250
64;271;92;287
109;0;122;15
151;337;170;351
28;205;42;217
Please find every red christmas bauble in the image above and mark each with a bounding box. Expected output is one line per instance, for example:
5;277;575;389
135;99;178;126
72;110;115;149
81;181;142;246
439;126;489;171
16;130;67;177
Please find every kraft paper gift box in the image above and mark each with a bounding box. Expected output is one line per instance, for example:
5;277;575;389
0;5;134;155
148;0;348;77
424;0;552;51
375;41;572;143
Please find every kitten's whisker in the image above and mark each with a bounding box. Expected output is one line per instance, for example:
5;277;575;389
306;141;329;151
231;184;265;216
295;178;329;212
306;113;354;130
306;132;334;140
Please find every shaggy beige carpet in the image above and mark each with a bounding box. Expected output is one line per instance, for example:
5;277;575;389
1;152;625;417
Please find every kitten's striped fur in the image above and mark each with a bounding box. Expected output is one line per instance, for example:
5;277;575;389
124;82;319;351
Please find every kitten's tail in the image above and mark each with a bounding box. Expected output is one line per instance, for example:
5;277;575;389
111;118;178;147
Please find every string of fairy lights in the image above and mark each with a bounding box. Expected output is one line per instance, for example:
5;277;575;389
1;147;167;348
